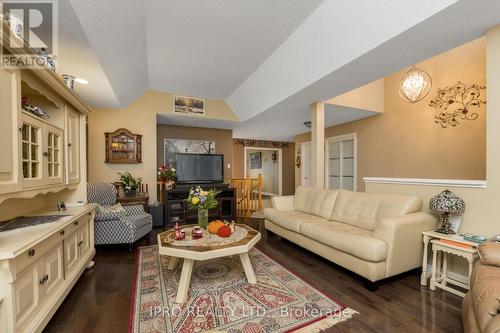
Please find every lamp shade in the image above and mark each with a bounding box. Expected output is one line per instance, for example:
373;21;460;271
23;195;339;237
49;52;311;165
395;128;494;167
429;190;465;214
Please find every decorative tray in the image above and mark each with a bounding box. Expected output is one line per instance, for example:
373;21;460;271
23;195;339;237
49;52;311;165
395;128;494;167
163;226;248;247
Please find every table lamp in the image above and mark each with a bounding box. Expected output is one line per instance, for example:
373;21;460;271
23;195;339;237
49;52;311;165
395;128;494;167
429;189;465;234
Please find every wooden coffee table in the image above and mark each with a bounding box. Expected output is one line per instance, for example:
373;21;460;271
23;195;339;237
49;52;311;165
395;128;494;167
157;224;261;303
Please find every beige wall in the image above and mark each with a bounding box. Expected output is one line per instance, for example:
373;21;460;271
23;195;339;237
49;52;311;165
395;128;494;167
364;28;499;237
156;124;233;182
325;78;385;113
233;141;296;195
88;90;239;203
296;38;486;191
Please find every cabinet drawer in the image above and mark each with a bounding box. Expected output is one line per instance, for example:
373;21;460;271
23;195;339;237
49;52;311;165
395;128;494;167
14;232;59;275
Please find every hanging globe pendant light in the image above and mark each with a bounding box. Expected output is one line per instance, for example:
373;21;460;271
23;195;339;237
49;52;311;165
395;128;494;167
399;66;432;103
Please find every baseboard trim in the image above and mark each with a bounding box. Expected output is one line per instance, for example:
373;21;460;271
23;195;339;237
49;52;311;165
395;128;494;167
363;177;487;189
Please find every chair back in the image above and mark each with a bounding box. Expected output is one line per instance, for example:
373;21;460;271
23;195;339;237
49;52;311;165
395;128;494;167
87;183;117;206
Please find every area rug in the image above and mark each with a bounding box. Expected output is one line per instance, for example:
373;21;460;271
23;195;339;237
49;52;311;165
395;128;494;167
130;246;356;333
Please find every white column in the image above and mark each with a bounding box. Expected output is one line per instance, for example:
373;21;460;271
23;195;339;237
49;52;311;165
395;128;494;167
311;102;325;188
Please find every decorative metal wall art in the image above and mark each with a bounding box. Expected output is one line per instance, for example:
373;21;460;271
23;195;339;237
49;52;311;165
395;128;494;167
429;81;486;128
233;139;290;149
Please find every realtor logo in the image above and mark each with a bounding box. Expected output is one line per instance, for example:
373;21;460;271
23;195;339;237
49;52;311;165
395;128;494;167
1;0;58;69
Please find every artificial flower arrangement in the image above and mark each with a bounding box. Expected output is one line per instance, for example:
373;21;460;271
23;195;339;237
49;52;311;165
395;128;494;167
117;171;142;196
186;186;221;229
158;163;176;188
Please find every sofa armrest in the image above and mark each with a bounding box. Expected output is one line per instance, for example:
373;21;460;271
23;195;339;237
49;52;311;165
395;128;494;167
373;212;437;277
271;195;295;211
94;211;126;222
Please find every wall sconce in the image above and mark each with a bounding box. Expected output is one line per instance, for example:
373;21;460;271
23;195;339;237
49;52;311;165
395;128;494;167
295;155;301;168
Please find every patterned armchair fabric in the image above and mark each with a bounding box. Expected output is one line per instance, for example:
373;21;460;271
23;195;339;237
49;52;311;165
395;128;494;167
87;183;153;246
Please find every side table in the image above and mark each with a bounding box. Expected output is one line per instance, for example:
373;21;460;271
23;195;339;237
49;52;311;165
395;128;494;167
116;193;149;212
421;230;479;286
429;239;478;297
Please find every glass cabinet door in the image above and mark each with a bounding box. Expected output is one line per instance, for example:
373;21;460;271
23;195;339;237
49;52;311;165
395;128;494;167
21;120;42;187
21;114;64;187
45;126;64;185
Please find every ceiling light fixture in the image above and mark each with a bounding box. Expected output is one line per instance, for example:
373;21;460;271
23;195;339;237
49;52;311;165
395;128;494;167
75;77;89;85
399;66;432;103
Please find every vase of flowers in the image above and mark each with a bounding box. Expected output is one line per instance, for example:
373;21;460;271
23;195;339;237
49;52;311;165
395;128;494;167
118;171;142;197
158;163;176;189
186;187;221;230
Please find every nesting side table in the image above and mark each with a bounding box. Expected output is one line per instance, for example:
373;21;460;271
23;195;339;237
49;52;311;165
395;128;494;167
421;231;479;297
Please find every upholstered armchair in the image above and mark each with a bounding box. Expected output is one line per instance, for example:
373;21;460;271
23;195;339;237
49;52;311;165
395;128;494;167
87;183;153;249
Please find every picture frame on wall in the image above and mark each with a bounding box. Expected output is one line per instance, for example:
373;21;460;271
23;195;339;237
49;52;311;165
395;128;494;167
250;152;262;169
174;95;205;116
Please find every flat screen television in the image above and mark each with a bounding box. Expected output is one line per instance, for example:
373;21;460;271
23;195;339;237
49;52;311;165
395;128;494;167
175;153;224;184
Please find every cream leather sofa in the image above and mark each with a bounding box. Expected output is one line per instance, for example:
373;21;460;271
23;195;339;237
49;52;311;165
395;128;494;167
264;187;437;287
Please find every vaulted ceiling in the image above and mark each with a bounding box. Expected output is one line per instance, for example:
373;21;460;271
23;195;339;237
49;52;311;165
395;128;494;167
58;0;500;140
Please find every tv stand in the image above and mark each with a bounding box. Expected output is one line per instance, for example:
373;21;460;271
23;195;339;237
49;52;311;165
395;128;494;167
163;185;236;228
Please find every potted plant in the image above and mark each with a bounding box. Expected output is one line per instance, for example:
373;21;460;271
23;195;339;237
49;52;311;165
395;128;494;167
186;186;221;230
158;163;176;189
118;171;142;197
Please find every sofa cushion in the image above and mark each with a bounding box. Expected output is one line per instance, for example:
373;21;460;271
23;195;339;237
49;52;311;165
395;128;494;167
294;186;338;220
331;189;422;231
299;221;387;262
264;208;329;233
478;242;500;267
468;261;500;332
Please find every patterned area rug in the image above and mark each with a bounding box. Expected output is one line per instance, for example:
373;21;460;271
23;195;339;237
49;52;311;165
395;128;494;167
130;246;356;333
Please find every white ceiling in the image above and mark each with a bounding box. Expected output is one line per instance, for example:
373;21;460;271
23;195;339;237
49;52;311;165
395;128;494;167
233;104;379;142
59;0;500;139
145;0;324;100
156;113;239;130
157;104;379;142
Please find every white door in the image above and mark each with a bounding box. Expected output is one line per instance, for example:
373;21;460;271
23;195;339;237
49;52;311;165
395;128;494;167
300;142;312;186
325;134;356;191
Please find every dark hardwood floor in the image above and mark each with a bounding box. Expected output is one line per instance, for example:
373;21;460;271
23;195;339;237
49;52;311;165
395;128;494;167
44;218;463;333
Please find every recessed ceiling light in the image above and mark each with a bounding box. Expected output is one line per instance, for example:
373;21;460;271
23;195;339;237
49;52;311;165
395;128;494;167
75;78;89;85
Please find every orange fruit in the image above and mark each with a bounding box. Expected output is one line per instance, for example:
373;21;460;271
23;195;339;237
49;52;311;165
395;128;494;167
208;220;225;234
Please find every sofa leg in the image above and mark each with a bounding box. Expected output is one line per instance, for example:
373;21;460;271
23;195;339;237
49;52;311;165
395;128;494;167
363;280;379;292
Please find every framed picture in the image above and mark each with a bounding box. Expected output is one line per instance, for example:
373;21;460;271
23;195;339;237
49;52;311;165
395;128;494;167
448;215;463;234
164;139;215;165
174;95;205;116
250;152;262;169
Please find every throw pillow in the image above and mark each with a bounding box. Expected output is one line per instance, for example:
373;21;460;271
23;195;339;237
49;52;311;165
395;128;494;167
478;242;500;267
97;203;126;214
